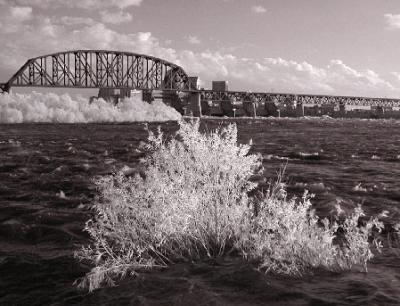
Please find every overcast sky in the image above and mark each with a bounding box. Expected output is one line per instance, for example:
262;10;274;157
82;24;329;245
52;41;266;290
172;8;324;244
1;0;400;97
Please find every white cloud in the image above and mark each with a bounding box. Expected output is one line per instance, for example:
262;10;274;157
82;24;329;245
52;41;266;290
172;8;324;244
100;10;133;24
384;13;400;29
186;35;201;45
4;0;51;7
0;6;33;34
10;6;32;21
251;5;267;14
4;0;143;10
59;16;95;26
138;32;152;42
176;52;396;97
325;60;394;93
106;0;142;9
391;71;400;82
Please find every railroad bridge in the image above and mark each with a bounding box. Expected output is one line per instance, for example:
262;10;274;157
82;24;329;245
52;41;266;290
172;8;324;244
0;50;196;93
1;50;400;118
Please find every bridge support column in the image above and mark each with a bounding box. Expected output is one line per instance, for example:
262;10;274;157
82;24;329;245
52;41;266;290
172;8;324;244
339;103;346;117
265;102;279;117
243;101;257;118
296;103;304;117
189;92;202;117
142;90;154;103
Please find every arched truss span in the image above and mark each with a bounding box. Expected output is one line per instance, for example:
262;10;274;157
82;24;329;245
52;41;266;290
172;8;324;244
3;50;195;91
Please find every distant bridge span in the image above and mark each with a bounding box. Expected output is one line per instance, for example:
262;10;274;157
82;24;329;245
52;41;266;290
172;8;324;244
0;50;197;93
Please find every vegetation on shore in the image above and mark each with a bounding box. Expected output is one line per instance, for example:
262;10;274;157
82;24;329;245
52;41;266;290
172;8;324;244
75;120;384;292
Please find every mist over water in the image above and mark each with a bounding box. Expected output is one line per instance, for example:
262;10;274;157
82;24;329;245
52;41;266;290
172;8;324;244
0;92;181;123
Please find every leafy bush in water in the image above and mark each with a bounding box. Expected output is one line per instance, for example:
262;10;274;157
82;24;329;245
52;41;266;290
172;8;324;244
75;120;261;291
238;189;383;275
75;120;383;291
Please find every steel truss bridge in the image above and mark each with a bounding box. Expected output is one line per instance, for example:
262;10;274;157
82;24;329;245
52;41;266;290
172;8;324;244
0;50;196;93
1;49;400;107
198;90;400;106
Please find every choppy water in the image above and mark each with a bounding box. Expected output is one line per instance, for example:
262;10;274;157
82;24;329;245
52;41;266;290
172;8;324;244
1;118;400;305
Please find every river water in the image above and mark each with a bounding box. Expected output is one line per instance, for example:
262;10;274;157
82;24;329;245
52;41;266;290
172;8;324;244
0;118;399;305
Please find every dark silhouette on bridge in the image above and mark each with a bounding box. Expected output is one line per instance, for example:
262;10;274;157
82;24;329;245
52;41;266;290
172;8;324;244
0;50;196;93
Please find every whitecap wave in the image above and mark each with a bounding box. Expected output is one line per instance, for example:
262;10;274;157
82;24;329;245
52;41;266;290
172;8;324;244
352;183;368;192
299;152;319;158
263;154;289;161
0;92;182;123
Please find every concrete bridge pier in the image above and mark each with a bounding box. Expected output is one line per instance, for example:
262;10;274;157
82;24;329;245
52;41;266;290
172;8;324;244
243;101;257;118
265;101;279;117
296;103;304;117
339;103;346;117
189;92;202;117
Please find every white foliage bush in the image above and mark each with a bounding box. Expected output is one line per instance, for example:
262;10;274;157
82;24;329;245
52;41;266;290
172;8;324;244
75;120;261;291
238;189;383;275
75;120;384;291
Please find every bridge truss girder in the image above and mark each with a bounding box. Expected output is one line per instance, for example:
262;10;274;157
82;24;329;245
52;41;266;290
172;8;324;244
3;50;195;91
200;90;300;104
201;90;274;102
199;90;400;106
